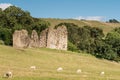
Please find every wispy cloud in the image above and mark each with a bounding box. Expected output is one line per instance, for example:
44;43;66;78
0;3;12;10
74;16;104;21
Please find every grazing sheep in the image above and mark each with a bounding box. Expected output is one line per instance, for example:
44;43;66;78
4;71;12;78
100;71;105;75
76;69;82;73
57;67;63;72
30;66;36;70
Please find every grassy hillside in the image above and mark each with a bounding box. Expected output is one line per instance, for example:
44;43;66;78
0;45;120;80
42;18;120;34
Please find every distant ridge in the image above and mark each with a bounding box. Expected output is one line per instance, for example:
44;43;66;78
42;18;120;34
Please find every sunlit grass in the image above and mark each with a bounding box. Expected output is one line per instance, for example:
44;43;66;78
0;45;120;80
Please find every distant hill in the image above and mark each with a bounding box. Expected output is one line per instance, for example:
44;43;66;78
42;18;120;34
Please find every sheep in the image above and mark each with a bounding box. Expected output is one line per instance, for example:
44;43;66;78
4;71;12;78
57;67;63;72
100;71;105;75
30;66;36;70
76;69;82;73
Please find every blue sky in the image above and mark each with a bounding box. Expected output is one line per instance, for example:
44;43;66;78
0;0;120;21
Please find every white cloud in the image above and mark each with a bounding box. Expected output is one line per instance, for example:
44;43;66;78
74;16;104;21
0;3;12;10
74;16;85;20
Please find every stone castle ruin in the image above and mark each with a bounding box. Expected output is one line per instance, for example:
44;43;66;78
13;25;67;50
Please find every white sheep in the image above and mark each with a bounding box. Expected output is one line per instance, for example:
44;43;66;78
100;71;105;75
76;69;82;73
4;71;12;78
30;66;36;70
57;67;63;72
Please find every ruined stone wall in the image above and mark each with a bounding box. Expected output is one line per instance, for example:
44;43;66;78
13;30;30;48
39;29;48;47
46;28;58;49
29;30;39;48
57;26;67;50
13;25;67;50
47;26;67;50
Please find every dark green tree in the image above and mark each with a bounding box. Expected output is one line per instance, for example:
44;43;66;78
0;27;12;45
0;6;50;46
108;19;119;23
105;31;120;57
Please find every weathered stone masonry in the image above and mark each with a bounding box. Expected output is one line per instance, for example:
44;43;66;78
13;25;67;50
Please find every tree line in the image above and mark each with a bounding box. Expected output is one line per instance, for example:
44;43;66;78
56;23;120;61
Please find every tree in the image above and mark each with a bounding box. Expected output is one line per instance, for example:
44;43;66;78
92;38;118;61
90;27;104;39
114;27;120;34
108;19;119;23
0;6;50;46
31;18;50;35
105;31;120;57
0;27;12;45
4;6;34;28
77;26;91;52
0;8;7;27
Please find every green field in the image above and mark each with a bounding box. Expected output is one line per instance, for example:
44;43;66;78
0;45;120;80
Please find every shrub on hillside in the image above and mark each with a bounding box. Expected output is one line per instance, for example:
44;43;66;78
95;43;118;61
0;27;12;45
68;41;79;52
